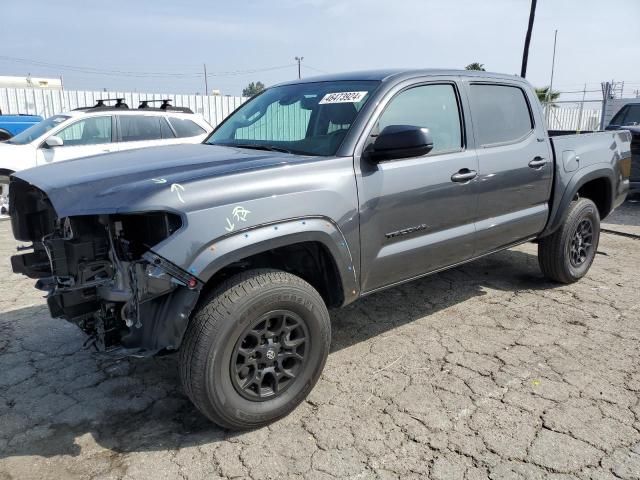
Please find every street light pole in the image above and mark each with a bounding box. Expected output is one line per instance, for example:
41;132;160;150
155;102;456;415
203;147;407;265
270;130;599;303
520;0;537;78
295;56;304;79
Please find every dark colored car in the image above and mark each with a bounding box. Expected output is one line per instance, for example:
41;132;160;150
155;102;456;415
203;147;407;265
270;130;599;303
606;103;640;191
9;69;632;429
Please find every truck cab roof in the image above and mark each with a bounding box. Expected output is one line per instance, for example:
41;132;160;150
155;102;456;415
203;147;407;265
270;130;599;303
275;68;524;87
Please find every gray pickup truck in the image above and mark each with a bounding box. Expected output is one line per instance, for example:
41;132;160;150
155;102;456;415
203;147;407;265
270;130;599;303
9;69;631;429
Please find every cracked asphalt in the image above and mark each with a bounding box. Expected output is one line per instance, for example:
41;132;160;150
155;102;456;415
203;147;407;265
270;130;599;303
1;198;639;480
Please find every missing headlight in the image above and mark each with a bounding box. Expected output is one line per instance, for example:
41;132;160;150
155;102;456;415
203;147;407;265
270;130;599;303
111;212;182;261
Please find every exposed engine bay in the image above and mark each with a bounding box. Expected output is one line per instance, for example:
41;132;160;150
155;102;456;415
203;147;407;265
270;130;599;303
10;179;201;356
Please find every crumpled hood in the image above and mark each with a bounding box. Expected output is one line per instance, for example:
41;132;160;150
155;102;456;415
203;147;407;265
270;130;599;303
14;144;315;217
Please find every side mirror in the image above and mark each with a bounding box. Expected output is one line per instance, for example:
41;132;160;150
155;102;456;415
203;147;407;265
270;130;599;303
366;125;433;162
44;136;63;148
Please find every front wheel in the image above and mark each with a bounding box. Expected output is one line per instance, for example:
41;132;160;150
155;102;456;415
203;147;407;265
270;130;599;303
179;269;331;429
538;198;600;283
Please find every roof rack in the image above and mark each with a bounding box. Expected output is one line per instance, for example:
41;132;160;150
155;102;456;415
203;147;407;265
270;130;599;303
137;99;193;113
73;98;130;111
73;98;193;114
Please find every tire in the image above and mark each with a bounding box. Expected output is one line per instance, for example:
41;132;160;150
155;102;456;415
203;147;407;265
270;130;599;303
179;268;331;429
538;198;600;283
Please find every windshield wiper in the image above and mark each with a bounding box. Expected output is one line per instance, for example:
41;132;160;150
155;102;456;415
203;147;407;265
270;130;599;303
212;143;293;154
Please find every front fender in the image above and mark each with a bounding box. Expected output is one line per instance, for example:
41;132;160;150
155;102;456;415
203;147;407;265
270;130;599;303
185;217;359;306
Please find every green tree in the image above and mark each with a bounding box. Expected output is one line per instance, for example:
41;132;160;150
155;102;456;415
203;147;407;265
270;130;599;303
242;81;265;97
465;62;486;71
535;86;560;106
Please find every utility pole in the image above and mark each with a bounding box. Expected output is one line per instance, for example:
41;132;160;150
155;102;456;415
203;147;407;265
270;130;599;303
59;75;67;111
520;0;537;77
203;64;209;96
545;29;558;105
600;82;612;130
577;83;586;132
295;56;304;79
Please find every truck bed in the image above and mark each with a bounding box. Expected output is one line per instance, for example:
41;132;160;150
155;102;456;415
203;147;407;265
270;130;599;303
544;129;632;230
548;129;631;176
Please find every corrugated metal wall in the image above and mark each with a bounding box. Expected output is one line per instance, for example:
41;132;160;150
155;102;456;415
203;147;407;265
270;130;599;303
0;88;247;127
235;102;311;141
544;106;602;131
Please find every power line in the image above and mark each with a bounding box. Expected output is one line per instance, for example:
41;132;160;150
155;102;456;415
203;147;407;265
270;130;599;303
303;64;329;74
0;55;296;79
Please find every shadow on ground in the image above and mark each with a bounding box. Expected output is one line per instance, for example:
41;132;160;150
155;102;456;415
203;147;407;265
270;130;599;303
0;248;558;459
604;192;640;227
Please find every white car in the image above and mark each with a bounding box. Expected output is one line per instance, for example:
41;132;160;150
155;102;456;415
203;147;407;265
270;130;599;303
0;100;213;215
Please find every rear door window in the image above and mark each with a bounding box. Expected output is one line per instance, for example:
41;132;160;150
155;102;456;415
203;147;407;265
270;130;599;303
119;115;164;142
168;117;206;138
469;84;533;146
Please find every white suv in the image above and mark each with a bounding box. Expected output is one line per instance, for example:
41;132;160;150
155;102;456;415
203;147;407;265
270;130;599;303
0;100;212;215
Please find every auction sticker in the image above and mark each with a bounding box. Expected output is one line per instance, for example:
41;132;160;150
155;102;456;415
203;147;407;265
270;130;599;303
319;91;368;104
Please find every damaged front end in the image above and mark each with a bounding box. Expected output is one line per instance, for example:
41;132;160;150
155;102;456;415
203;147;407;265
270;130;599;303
10;179;201;356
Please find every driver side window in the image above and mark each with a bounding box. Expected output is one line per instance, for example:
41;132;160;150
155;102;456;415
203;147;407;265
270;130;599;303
378;84;462;154
56;117;112;146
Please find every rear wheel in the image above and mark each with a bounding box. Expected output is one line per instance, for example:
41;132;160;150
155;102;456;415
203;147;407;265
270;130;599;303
179;269;331;429
538;198;600;283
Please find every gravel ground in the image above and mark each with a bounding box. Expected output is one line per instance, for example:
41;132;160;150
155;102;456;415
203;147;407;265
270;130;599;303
0;201;639;480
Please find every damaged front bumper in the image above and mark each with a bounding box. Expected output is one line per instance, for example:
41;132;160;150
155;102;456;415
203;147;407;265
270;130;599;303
10;179;201;356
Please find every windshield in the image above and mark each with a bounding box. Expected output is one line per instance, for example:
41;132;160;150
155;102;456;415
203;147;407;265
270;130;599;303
7;115;70;145
207;80;379;156
610;105;640;126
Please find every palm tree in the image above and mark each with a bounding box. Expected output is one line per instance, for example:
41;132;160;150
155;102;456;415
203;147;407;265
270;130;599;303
535;86;560;106
465;63;486;71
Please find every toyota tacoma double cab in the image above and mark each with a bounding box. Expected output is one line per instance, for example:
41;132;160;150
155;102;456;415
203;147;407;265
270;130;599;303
9;69;632;429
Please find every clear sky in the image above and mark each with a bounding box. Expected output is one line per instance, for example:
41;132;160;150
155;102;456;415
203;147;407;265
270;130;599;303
2;0;639;99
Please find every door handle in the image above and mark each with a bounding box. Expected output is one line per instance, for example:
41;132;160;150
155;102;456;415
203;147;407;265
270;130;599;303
528;157;547;168
451;169;477;183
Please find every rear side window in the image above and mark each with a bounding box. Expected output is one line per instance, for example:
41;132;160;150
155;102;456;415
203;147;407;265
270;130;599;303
168;117;206;138
469;84;533;145
377;84;463;154
119;116;165;142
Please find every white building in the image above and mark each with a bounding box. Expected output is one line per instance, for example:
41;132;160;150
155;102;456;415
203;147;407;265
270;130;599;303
0;75;63;90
